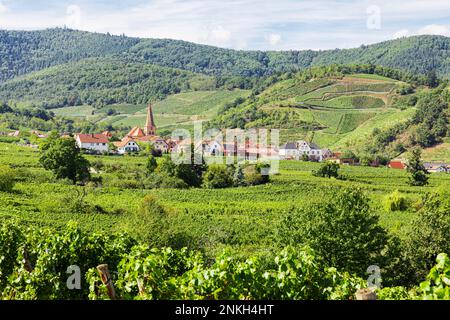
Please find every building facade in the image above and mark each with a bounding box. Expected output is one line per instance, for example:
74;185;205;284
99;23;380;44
75;133;109;153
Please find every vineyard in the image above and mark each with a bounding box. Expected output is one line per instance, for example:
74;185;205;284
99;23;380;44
0;140;449;299
0;222;448;300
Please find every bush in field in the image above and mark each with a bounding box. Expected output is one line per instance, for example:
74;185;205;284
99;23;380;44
202;165;233;189
39;137;90;184
155;156;202;187
145;173;189;189
243;163;270;186
384;190;409;211
403;192;450;282
406;148;429;186
232;166;245;187
0;165;15;192
312;162;340;178
279;189;389;276
122;195;176;246
146;155;157;174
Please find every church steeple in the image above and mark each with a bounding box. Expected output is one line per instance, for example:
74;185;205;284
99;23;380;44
144;103;156;136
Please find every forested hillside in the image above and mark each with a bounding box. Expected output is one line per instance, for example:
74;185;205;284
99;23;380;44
0;28;139;82
0;57;216;108
313;35;450;78
0;28;449;82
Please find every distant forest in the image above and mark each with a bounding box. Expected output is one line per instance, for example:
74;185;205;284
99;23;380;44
1;28;449;82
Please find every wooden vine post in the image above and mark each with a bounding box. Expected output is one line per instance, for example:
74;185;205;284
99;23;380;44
97;264;117;300
23;247;33;272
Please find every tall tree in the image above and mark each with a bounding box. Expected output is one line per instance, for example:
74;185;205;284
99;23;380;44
39;137;90;184
406;148;429;186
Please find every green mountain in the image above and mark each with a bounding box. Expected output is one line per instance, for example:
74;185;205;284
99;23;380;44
1;28;449;82
0;57;216;108
0;28;140;82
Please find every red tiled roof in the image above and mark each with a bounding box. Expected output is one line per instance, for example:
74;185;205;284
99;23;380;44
76;133;109;144
389;161;406;169
127;127;145;138
113;136;137;148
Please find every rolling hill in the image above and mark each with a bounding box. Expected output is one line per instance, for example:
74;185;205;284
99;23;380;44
0;57;217;108
208;66;422;150
1;28;449;82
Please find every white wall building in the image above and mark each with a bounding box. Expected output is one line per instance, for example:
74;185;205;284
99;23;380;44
279;140;331;161
113;137;140;154
75;133;109;153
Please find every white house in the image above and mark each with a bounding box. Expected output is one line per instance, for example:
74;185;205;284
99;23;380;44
279;142;299;159
297;140;331;162
150;136;169;153
75;133;109;153
279;140;331;161
113;137;140;154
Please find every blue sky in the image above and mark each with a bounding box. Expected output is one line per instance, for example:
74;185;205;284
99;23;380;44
0;0;449;50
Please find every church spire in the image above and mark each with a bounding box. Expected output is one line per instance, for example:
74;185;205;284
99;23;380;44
144;103;156;136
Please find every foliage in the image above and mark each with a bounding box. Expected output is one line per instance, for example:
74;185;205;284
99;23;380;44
383;190;409;212
406;148;429;186
39;137;91;184
146;156;157;175
313;162;340;178
202;165;234;189
418;253;450;300
279;189;389;276
403;193;450;282
0;165;15;192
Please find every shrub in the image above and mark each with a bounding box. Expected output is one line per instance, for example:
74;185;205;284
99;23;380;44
146;155;157;174
384;190;409;211
312;162;340;178
202;165;233;189
243;164;269;186
403;193;450;282
122;195;175;246
279;188;389;276
0;165;15;192
39;137;90;184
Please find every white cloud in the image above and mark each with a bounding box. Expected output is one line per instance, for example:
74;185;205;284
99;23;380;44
208;26;231;45
266;33;282;46
418;24;450;36
65;5;82;29
0;1;8;14
392;29;410;39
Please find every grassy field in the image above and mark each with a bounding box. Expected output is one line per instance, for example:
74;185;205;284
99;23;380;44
413;138;450;163
51;89;250;131
1;141;449;258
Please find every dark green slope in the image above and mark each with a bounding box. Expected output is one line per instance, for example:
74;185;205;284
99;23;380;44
1;28;449;82
0;57;215;108
312;35;450;78
0;28;140;82
128;39;317;76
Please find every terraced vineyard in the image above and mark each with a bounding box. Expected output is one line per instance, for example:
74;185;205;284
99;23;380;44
212;72;415;149
53;89;251;132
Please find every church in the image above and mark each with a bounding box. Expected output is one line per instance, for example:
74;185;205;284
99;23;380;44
114;103;169;154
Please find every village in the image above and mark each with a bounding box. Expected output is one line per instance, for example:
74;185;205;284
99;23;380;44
1;103;449;173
